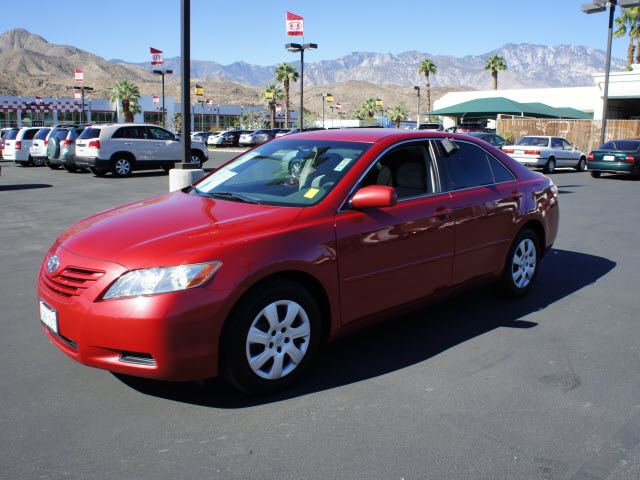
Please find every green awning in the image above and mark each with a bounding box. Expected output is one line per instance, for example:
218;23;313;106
426;97;590;120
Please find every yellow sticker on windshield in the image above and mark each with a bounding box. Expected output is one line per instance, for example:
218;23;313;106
304;188;320;198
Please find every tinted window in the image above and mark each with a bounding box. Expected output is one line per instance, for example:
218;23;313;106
437;141;494;190
599;140;640;151
23;129;40;140
78;128;101;140
112;127;147;139
488;155;516;183
5;129;19;140
55;130;70;140
34;128;51;140
551;138;563;149
148;127;174;140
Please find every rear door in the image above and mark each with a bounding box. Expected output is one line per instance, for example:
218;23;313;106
434;139;520;285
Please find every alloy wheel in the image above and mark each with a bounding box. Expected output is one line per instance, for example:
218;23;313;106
511;238;537;289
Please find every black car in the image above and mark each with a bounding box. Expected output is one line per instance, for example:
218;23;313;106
210;130;250;147
466;132;509;148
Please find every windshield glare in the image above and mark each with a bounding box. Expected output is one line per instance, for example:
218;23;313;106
193;139;370;207
516;137;549;147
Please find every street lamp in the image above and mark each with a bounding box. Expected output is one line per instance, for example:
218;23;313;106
66;86;93;124
582;0;640;145
153;69;173;128
285;42;317;130
414;86;421;128
322;93;333;128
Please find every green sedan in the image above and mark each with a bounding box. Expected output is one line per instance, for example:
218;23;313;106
587;139;640;179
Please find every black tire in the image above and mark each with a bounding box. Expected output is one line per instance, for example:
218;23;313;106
590;171;601;178
221;280;322;394
46;161;61;170
111;156;133;177
189;151;204;169
47;138;60;159
544;157;556;174
575;157;586;172
62;164;79;173
502;228;540;298
89;167;108;177
32;156;46;167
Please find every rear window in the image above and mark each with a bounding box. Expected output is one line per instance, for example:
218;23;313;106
5;129;19;140
516;137;549;147
34;128;51;140
55;130;71;140
78;128;101;140
599;140;640;151
23;129;40;140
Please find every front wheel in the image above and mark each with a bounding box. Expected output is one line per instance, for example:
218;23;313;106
222;280;322;394
544;157;556;174
502;228;540;297
590;171;601;178
189;151;204;169
575;157;586;172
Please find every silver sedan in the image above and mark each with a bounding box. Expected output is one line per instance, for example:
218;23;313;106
503;136;587;173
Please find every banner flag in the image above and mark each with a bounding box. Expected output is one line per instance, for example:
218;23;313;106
35;96;42;103
153;96;160;105
74;90;81;101
75;68;83;82
286;12;303;36
276;104;282;115
150;47;163;66
336;103;342;110
206;98;213;106
195;84;204;96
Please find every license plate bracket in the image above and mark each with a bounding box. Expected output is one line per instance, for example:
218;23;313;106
39;299;58;334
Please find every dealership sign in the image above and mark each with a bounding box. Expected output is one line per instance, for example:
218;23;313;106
150;47;163;66
75;68;83;82
286;12;303;36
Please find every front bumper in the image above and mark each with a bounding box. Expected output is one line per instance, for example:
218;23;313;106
38;246;233;381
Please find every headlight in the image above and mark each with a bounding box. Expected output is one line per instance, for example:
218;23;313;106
103;261;221;300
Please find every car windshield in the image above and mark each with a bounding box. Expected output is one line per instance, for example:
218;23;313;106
516;137;549;147
192;139;371;207
599;140;640;151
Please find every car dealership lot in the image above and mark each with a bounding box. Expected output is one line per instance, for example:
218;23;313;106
1;159;640;479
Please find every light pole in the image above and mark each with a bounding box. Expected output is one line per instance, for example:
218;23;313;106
266;90;275;127
414;86;421;128
180;0;191;165
66;86;93;124
153;69;173;128
582;0;640;145
322;93;333;128
376;98;383;127
285;42;317;130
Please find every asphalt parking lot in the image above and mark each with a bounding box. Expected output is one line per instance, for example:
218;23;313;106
1;156;639;480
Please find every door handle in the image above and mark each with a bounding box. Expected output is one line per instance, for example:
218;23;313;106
432;208;453;218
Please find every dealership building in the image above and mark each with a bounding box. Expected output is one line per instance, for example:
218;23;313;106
0;95;299;131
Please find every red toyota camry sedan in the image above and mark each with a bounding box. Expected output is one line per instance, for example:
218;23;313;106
38;129;559;394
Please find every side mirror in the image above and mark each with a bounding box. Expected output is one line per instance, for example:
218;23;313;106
351;185;397;209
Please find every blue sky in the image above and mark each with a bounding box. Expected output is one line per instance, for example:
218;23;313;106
0;0;631;66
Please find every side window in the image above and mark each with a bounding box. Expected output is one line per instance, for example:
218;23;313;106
131;127;148;139
436;141;494;191
148;127;174;140
24;129;39;140
493;135;506;146
561;139;573;150
488;155;516;183
112;127;128;139
360;143;435;199
551;138;562;149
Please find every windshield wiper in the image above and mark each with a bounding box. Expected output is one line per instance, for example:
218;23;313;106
208;192;261;205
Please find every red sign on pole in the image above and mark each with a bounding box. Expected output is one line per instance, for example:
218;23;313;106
153;96;160;105
286;12;304;36
75;68;83;82
276;105;282;115
336;103;342;110
150;47;163;66
206;99;213;106
74;90;81;101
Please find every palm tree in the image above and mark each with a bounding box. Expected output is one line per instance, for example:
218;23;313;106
485;55;507;90
361;97;378;120
614;7;640;70
418;59;437;113
274;63;299;127
260;83;284;128
110;79;141;123
388;106;408;128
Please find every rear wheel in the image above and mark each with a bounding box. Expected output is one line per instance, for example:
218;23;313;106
189;151;204;169
590;171;601;178
575;157;586;172
112;156;133;177
46;161;61;170
502;228;540;298
544;157;556;174
62;164;79;173
222;280;322;394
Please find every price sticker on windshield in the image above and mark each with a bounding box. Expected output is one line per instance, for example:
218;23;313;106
334;158;352;172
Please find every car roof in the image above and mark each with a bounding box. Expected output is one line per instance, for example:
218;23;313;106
281;127;481;144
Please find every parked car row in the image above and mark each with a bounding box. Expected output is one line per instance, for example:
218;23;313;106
205;127;328;148
2;124;209;177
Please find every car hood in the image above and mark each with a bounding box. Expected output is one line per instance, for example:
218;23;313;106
57;191;304;269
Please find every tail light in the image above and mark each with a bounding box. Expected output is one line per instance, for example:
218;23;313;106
15;141;21;150
524;150;541;156
502;149;514;154
63;140;73;147
88;140;100;149
45;140;49;145
625;154;635;163
588;153;594;161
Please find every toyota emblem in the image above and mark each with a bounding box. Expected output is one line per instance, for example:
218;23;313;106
47;254;60;274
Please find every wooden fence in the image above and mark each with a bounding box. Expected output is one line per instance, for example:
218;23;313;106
496;117;640;153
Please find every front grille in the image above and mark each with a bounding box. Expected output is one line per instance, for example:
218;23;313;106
43;266;105;298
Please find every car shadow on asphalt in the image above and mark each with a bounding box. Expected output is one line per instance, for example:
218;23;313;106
0;183;52;191
114;248;615;408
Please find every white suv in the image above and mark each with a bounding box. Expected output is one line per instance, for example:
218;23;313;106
75;124;209;177
3;127;42;166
